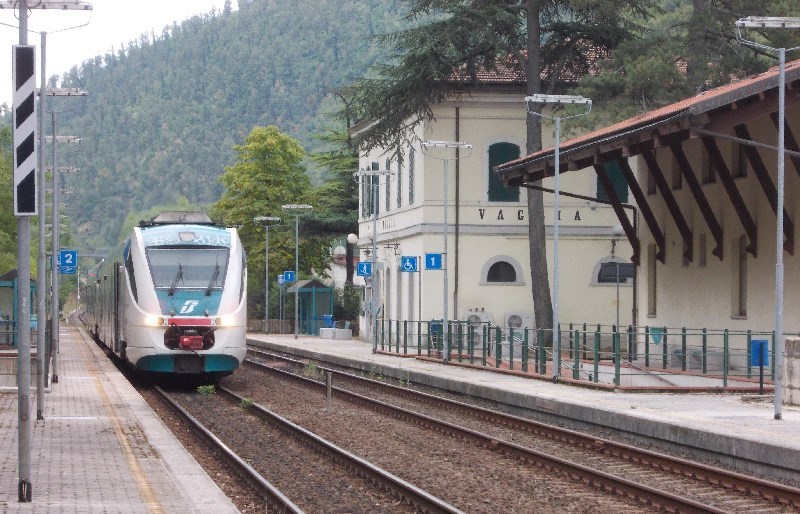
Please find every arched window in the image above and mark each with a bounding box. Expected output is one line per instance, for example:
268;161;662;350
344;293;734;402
488;142;520;202
480;256;525;286
487;261;516;282
590;257;634;286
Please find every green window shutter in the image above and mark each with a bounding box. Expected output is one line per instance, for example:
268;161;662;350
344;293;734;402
597;160;629;203
488;142;520;202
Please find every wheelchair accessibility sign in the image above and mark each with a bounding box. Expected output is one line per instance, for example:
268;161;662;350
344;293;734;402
357;262;373;277
400;256;418;272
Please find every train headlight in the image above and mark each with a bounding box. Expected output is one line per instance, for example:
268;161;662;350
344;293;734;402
144;314;163;327
216;315;237;327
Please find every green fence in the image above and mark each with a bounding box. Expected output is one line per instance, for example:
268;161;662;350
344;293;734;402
373;319;784;388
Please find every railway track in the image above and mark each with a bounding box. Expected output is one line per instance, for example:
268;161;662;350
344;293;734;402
153;385;461;513
153;386;303;513
245;348;800;513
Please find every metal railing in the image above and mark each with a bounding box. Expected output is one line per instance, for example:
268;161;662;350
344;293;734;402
373;319;785;389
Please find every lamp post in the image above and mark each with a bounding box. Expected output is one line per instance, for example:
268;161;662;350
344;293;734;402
353;167;391;350
525;94;592;379
254;216;281;335
46;123;81;387
346;233;358;285
282;204;312;339
7;1;92;503
736;17;800;420
421;141;472;363
611;223;626;330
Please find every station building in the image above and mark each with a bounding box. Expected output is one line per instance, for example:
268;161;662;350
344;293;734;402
350;70;634;340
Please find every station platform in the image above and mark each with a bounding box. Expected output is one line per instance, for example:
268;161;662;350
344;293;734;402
0;325;237;513
248;332;800;482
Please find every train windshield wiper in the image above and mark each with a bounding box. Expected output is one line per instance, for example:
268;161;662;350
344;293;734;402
168;263;183;296
206;263;220;296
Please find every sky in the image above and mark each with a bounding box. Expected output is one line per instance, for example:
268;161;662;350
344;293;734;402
1;0;232;103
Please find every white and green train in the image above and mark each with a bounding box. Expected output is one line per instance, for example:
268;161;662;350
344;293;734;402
85;212;247;379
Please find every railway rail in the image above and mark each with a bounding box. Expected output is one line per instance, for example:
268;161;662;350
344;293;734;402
153;386;303;513
246;347;800;513
154;384;461;513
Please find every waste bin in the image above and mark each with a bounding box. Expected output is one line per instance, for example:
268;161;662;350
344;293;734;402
321;315;334;329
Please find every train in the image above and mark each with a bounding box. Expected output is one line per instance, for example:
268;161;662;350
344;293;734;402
84;212;247;379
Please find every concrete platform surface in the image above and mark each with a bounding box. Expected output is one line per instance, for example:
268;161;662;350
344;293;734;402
0;326;238;513
248;333;800;481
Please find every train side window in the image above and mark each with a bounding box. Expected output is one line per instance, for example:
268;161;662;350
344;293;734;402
126;251;138;302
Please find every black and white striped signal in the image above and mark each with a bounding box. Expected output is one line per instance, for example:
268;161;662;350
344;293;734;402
13;45;37;216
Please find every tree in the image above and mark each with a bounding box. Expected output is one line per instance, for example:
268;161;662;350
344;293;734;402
349;0;653;340
577;0;800;121
0;126;16;275
309;105;360;283
211;126;327;317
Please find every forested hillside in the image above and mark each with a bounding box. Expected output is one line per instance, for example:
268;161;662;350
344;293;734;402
55;0;402;249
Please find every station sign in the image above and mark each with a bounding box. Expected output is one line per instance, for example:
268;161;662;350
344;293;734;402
283;270;295;283
58;249;77;275
425;253;443;270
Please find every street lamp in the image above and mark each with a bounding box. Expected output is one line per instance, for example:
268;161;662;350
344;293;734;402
525;94;592;379
48;111;82;388
421;140;472;363
282;204;312;339
736;16;800;420
254;216;281;335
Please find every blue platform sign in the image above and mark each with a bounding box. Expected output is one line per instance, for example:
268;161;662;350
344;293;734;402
357;262;373;277
750;339;769;367
400;256;418;272
425;253;443;270
283;270;295;283
58;249;77;275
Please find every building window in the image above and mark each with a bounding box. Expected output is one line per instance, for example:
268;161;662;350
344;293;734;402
647;244;657;316
360;175;367;217
671;157;682;190
488;142;521;202
733;144;748;178
597;160;629;203
408;147;415;205
734;235;747;317
385;158;391;212
480;256;525;286
488;261;516;282
396;151;403;208
698;233;707;268
595;259;634;284
701;146;716;184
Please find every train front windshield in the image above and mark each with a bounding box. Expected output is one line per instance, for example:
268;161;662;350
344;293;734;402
147;247;230;290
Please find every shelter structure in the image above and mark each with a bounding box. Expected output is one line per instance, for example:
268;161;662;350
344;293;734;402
0;270;38;347
498;60;800;361
288;278;334;336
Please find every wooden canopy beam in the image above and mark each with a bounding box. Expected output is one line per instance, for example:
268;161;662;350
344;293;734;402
670;144;724;260
595;160;662;263
640;150;694;262
770;111;800;178
702;137;758;257
734;124;795;254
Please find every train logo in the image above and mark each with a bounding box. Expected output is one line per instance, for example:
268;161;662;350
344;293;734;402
179;300;200;314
